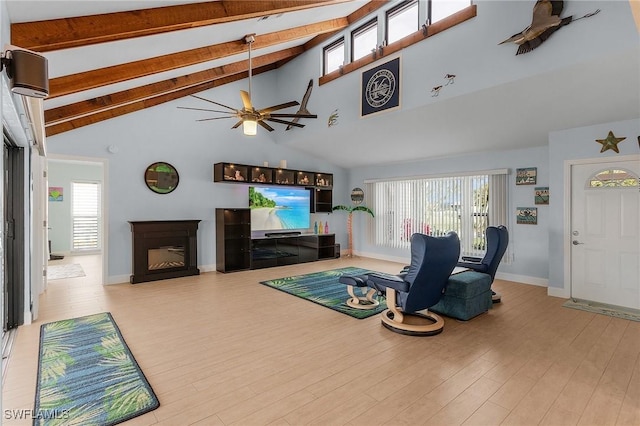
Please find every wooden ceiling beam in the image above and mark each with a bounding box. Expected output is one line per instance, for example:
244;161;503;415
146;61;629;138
45;47;304;127
11;0;352;52
47;18;348;99
45;64;277;137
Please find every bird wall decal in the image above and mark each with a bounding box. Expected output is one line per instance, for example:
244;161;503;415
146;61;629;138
499;0;600;55
431;85;442;97
286;79;314;131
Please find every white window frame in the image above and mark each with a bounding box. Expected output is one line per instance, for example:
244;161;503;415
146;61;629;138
351;19;378;62
323;37;345;75
71;181;102;253
386;0;419;45
365;169;509;259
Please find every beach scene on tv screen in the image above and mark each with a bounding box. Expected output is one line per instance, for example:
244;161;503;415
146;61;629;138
250;186;310;231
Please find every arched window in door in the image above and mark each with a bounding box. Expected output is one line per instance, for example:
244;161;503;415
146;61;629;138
587;169;639;188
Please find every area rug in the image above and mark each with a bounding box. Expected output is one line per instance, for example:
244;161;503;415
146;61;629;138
260;267;387;319
47;263;85;280
34;312;159;425
563;299;640;322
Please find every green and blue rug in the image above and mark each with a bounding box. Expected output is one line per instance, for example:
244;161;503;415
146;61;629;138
260;266;387;319
34;312;159;425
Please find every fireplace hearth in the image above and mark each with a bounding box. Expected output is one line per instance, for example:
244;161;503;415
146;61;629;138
129;220;200;284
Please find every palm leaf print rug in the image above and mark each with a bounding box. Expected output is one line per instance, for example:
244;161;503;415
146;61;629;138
260;267;387;319
34;312;159;425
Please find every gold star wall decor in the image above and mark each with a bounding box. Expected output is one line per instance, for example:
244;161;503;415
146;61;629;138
596;131;626;153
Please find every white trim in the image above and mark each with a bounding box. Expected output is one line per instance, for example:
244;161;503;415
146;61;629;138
199;264;217;273
353;250;408;265
547;286;569;299
47;154;109;286
564;154;640;304
495;272;547;287
363;168;509;183
106;274;129;285
355;251;548;287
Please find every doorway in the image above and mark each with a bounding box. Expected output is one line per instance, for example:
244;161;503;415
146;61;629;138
47;157;106;285
570;158;640;310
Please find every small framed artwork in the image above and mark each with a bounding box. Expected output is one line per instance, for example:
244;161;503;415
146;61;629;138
535;187;549;205
516;207;537;225
48;186;63;202
516;167;537;185
361;57;401;117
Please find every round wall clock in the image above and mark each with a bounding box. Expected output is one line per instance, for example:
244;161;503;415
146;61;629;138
145;162;179;194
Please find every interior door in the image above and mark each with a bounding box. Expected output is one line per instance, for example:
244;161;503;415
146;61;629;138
571;160;640;310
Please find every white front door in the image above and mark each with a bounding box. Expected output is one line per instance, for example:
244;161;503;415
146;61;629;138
570;159;640;310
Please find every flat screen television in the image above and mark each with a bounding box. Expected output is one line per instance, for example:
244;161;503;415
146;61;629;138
249;186;310;232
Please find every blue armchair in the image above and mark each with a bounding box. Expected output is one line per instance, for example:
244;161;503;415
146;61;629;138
457;226;509;302
366;232;460;336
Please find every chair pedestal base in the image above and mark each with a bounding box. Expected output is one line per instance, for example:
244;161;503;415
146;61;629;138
346;286;380;310
380;309;444;336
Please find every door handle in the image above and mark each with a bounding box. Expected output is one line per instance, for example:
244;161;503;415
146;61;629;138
572;240;584;245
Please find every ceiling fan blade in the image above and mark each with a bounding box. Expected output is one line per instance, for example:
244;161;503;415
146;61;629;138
178;106;237;114
260;101;300;114
240;90;253;110
258;121;275;132
269;113;318;119
196;116;236;122
266;118;305;128
231;120;243;129
190;94;237;112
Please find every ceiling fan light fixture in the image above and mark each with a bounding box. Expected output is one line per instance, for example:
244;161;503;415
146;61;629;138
243;118;257;136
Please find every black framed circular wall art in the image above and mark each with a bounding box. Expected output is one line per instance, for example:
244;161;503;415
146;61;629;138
145;162;179;194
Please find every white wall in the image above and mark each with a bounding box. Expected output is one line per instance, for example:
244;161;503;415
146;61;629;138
47;160;103;252
273;0;638;159
44;0;639;286
548;118;640;295
347;145;549;283
46;72;348;283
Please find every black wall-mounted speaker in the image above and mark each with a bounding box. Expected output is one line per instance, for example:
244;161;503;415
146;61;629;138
6;49;49;98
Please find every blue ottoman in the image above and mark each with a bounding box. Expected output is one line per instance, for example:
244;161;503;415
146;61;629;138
430;271;492;321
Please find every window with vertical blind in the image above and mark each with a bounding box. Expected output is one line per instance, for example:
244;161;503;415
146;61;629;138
365;170;509;259
72;181;101;251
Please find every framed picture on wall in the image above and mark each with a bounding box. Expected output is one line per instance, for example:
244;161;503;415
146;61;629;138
534;187;549;205
516;207;537;225
516;167;537;185
361;57;401;117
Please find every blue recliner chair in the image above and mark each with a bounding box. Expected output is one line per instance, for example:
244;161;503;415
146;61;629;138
364;232;460;336
456;225;509;303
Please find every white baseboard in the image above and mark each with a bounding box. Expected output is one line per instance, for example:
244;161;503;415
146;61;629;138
106;274;129;285
547;286;569;299
495;272;548;287
352;251;408;265
107;264;218;285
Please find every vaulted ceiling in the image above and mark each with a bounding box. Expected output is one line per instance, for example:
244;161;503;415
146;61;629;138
6;1;639;168
7;0;385;137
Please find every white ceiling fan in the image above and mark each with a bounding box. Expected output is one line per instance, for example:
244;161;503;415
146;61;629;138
179;34;317;136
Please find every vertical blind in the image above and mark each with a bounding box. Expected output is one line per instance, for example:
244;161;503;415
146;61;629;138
72;182;101;251
365;170;509;260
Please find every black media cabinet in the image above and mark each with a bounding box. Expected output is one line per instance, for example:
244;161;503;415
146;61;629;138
216;208;336;273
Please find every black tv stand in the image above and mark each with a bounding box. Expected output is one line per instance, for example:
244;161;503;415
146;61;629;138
265;231;302;237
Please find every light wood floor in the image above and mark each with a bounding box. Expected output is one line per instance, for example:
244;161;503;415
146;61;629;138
3;255;639;425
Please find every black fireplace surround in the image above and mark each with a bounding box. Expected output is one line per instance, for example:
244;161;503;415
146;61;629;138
129;220;200;284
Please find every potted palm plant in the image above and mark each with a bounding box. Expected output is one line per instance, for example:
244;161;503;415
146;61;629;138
332;205;374;257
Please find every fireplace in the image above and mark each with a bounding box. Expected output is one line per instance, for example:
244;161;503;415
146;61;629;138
129;220;200;284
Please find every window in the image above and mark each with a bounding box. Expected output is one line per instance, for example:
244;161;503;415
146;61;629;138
430;0;471;24
588;169;639;188
387;0;419;44
365;171;509;258
323;37;344;75
352;19;378;62
72;181;101;251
